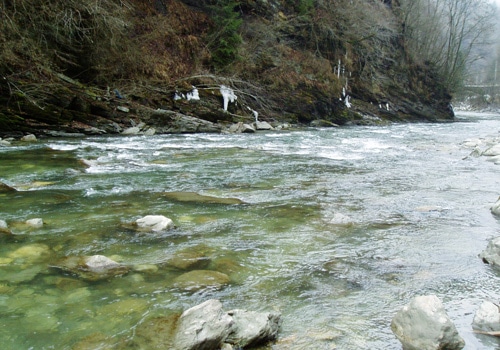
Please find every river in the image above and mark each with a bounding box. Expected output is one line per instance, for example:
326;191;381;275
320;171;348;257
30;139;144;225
0;111;499;349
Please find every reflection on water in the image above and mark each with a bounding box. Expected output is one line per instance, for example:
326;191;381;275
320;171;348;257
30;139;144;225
0;112;499;349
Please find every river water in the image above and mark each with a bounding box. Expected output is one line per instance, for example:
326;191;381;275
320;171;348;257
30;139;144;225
0;111;499;349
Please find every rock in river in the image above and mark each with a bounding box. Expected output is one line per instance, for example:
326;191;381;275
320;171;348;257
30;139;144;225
479;236;500;268
162;191;245;205
391;294;465;350
173;270;230;292
52;255;130;281
472;300;500;333
173;299;234;350
225;309;282;348
135;215;175;232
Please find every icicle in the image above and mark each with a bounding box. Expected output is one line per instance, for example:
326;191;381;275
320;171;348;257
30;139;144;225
220;85;237;111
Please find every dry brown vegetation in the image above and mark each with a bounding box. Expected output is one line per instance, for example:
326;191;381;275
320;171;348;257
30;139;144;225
0;0;461;134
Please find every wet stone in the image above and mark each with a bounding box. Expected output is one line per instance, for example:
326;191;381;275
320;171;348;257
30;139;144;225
132;315;179;349
173;270;230;292
167;246;212;270
51;255;130;281
162;191;245;205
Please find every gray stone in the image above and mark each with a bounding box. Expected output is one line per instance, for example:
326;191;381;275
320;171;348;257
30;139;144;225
26;218;43;228
173;299;234;350
20;134;37;142
52;255;129;281
122;126;141;135
135;215;174;232
255;121;273;130
143;127;156;136
391;295;465;350
472;301;500;333
491;197;500;216
226;309;281;348
227;122;255;133
480;236;500;267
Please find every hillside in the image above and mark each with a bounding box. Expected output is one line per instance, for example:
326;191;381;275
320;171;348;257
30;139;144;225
0;0;454;137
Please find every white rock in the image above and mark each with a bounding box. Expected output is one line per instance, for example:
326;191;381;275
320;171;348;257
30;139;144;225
143;127;156;136
20;134;37;142
492;198;500;216
391;295;465;350
472;301;500;332
0;140;11;146
483;144;500;156
255;121;273;130
135;215;174;232
26;218;43;228
0;220;7;229
121;126;141;135
174;299;234;350
84;255;121;272
479;236;500;267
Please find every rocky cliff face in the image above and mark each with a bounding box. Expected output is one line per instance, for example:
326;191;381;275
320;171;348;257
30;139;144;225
0;0;454;138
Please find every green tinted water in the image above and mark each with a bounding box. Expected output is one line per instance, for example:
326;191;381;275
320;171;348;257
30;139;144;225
0;112;499;349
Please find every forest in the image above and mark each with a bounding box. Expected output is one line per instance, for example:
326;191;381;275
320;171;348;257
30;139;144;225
0;0;498;136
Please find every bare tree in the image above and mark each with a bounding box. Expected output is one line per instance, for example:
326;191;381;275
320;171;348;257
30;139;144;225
399;0;495;92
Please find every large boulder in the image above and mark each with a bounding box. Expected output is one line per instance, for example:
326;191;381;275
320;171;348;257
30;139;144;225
479;237;500;267
472;301;500;333
391;295;465;350
225;309;281;348
173;299;234;350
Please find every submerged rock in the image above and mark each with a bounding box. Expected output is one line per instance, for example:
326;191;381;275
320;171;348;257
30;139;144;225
480;237;500;268
52;255;130;281
8;243;51;262
391;295;465;350
472;301;500;333
329;212;353;225
173;270;230;292
135;215;175;232
162;191;245;205
167;246;212;270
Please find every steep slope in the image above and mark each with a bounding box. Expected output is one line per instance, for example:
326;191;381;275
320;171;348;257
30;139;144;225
0;0;453;137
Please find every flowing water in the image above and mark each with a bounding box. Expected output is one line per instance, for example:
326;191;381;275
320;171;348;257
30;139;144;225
0;111;499;349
